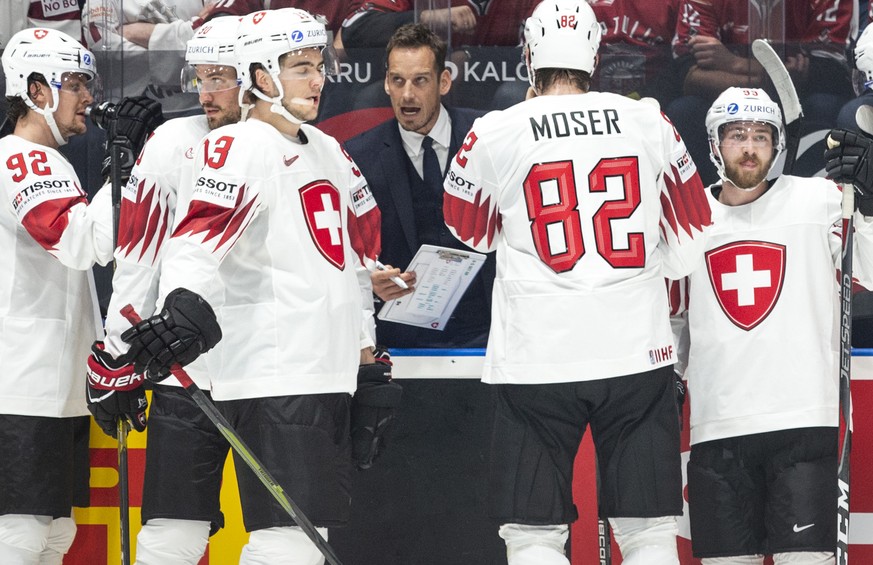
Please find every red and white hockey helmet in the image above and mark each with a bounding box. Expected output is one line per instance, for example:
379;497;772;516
181;16;242;93
2;27;96;99
705;87;785;185
2;27;98;145
523;0;602;88
236;8;333;91
234;8;336;123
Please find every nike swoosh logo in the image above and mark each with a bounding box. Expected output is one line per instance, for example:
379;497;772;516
793;523;815;533
284;155;299;167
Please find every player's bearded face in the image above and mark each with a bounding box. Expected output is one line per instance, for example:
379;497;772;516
385;46;451;135
278;48;325;122
53;73;95;139
719;122;774;190
197;65;242;130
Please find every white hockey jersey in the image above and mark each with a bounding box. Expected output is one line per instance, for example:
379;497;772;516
674;176;873;445
103;115;210;386
0;135;113;417
157;120;379;400
444;93;712;384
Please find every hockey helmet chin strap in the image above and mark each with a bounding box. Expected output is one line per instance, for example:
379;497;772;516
242;69;314;126
26;86;67;146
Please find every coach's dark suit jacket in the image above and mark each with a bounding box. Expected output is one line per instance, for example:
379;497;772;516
345;106;494;348
336;106;505;565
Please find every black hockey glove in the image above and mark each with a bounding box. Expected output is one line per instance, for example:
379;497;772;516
825;128;873;215
86;342;148;438
101;96;164;183
351;347;402;470
120;288;222;382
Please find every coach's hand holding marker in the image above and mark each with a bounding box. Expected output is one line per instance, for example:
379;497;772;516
370;261;416;303
375;260;410;290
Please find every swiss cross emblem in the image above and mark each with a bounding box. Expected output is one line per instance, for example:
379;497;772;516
34;29;48;39
253;11;266;24
706;241;786;331
299;181;345;270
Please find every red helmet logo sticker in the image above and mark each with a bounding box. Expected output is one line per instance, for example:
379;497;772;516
706;241;786;331
34;29;48;39
253;11;266;24
299;181;345;270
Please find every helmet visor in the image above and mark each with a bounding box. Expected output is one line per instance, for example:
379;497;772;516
181;64;241;94
718;122;775;149
276;45;339;82
55;71;101;99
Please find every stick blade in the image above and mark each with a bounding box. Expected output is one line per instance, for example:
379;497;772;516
751;39;803;124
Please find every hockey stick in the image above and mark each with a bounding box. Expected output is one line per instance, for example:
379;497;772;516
598;514;611;565
116;419;131;565
107;125;132;565
595;466;611;565
827;129;855;564
751;39;804;175
120;305;345;565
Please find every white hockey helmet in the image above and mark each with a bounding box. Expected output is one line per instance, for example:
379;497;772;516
181;16;242;93
235;8;335;123
705;87;785;185
523;0;602;88
2;27;97;145
853;24;873;93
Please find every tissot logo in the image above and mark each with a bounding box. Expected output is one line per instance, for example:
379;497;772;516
706;240;786;330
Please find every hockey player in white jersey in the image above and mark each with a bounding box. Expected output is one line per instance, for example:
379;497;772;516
112;8;388;564
672;87;873;564
0;27;114;565
442;1;712;564
84;17;243;565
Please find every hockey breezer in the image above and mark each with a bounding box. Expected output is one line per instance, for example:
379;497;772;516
120;304;345;565
751;39;803;175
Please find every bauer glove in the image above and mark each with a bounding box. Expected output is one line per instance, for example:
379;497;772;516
121;287;222;381
825;128;873;215
101;96;164;183
351;347;402;470
86;342;148;437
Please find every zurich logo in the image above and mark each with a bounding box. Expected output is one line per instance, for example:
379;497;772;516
83;53;92;65
727;103;739;114
290;30;304;42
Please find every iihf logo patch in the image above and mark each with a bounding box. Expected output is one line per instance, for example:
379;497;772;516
648;345;673;365
290;30;304;42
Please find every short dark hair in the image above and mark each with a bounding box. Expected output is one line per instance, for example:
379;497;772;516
535;68;592;94
4;73;48;128
385;23;447;75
